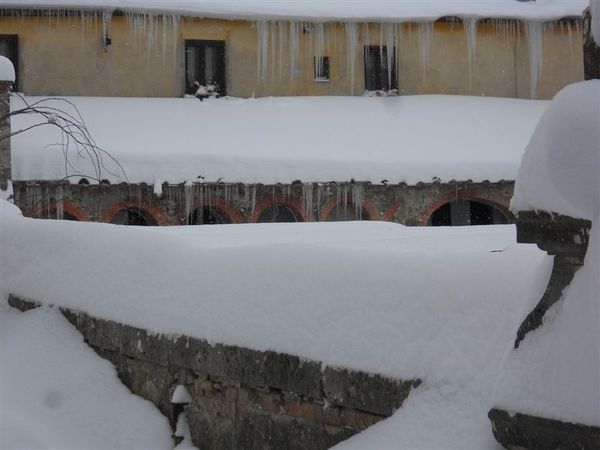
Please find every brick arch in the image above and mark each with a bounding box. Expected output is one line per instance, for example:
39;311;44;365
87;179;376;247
319;197;379;222
186;198;244;224
419;192;513;227
29;199;89;221
250;196;306;223
102;200;170;226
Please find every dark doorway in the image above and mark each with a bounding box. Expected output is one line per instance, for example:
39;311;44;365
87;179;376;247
429;200;509;226
111;208;157;226
364;45;396;91
189;206;231;225
185;40;226;95
257;204;300;223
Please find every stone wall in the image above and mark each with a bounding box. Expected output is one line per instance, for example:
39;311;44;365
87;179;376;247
513;211;591;348
8;295;421;449
12;179;515;226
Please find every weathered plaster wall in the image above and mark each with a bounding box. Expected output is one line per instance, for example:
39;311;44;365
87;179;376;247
12;180;515;226
8;295;421;450
0;12;584;99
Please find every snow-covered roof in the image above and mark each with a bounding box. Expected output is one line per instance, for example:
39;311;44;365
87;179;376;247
511;80;600;219
11;95;549;185
0;0;588;22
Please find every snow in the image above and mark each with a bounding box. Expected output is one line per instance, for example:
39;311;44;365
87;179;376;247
493;225;600;427
172;385;192;404
511;80;600;220
0;55;14;83
0;0;587;22
11;95;548;185
0;199;553;448
495;79;600;427
0;299;173;449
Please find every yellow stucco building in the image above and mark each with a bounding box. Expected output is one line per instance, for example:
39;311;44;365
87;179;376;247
0;4;586;99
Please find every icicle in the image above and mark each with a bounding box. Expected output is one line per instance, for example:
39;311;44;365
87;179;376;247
316;184;323;219
345;22;358;95
251;185;257;214
257;20;269;82
56;185;64;220
102;10;112;51
418;21;433;81
302;183;313;221
154;180;163;196
385;23;396;92
314;22;325;79
525;21;544;99
463;17;479;92
289;21;300;81
184;182;193;224
278;21;285;79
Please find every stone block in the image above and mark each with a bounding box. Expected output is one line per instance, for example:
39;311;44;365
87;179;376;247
323;366;421;416
489;408;600;450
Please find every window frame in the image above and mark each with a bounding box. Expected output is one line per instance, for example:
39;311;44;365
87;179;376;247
314;56;330;82
363;45;397;92
184;39;226;96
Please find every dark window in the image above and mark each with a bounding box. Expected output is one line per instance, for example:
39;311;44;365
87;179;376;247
325;204;370;222
429;200;509;226
314;56;330;81
257;204;300;223
364;45;397;91
111;208;157;226
188;206;231;225
0;35;18;90
185;40;226;96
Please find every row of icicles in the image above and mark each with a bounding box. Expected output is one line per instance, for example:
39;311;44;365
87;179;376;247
0;9;581;98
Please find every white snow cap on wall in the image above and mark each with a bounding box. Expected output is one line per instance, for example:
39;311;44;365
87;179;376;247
0;0;588;21
511;80;600;220
0;56;15;83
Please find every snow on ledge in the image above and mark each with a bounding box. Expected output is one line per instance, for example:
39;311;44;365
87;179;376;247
11;95;549;185
0;0;588;22
0;56;15;83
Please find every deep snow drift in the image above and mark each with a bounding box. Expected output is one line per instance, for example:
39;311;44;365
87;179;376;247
497;80;600;426
0;302;172;450
0;0;587;22
11;95;548;185
0;200;552;448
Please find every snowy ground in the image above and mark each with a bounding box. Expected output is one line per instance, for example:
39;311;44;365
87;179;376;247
0;300;173;450
0;199;553;449
11;95;548;185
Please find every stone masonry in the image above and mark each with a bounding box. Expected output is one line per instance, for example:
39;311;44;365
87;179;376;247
9;295;421;450
12;179;515;226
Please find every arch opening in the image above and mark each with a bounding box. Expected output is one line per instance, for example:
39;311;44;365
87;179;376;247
428;200;509;226
110;208;157;226
189;206;231;225
257;204;301;223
